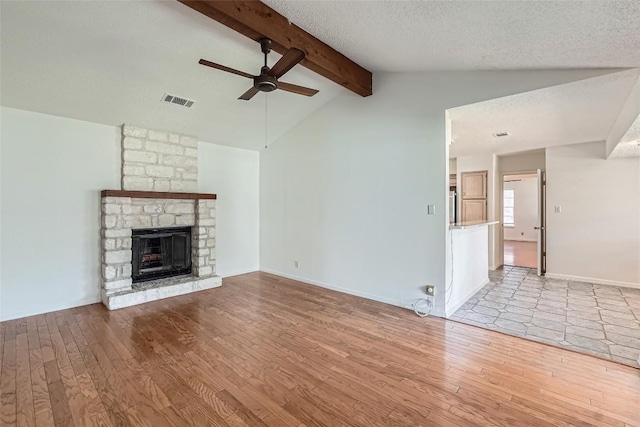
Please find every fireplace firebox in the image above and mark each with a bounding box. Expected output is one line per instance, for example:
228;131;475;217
131;227;192;283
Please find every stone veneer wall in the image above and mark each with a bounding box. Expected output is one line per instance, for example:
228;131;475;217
121;125;198;192
100;197;218;308
99;123;220;310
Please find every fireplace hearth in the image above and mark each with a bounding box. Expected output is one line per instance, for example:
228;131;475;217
132;226;192;283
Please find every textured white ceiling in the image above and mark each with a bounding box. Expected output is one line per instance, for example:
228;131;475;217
3;1;640;152
449;70;639;158
0;1;344;150
610;115;640;159
264;0;640;72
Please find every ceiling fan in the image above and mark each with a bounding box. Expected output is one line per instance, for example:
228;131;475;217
199;38;319;101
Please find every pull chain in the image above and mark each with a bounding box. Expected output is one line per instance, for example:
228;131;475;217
264;93;268;149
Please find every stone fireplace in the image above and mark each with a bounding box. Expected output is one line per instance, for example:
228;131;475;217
132;226;192;282
100;125;221;310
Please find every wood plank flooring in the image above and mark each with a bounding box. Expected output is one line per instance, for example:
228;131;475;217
504;240;538;269
1;271;639;427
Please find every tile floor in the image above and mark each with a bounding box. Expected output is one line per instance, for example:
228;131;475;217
450;266;640;367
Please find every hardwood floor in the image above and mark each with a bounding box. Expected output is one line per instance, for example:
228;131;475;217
504;240;538;269
1;272;639;427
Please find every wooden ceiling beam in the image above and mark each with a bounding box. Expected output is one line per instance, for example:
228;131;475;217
178;0;373;97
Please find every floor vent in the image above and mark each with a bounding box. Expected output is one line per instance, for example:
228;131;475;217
162;93;195;108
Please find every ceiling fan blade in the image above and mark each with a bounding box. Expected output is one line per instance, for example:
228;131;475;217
199;59;254;79
269;48;305;78
278;82;319;97
238;86;260;101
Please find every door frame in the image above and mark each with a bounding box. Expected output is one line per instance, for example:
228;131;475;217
498;169;545;272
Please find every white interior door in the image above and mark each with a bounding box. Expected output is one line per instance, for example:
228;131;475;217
536;169;546;275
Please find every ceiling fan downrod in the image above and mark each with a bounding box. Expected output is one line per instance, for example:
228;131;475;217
260;38;271;68
256;38;277;92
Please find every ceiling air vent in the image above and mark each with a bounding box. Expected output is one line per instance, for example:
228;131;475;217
162;93;195;108
492;132;510;138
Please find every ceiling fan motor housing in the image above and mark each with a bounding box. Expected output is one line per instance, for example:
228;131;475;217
255;67;278;92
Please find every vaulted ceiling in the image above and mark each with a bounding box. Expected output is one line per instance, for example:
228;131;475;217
611;115;640;159
0;1;345;150
2;1;640;152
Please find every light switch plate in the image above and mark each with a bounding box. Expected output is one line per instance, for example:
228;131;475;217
427;204;435;215
554;206;562;213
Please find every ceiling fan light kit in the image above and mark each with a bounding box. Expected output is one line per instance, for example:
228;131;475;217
199;38;319;101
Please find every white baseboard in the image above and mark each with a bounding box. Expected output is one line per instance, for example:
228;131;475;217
445;278;489;318
220;268;259;278
545;273;640;289
0;296;102;322
259;268;413;311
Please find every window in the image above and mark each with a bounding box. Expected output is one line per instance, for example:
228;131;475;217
503;189;515;227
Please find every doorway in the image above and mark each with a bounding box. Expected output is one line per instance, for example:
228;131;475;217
502;173;540;269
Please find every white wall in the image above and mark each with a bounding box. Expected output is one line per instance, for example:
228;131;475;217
1;107;120;320
199;144;259;277
0;107;260;321
546;141;640;287
504;177;538;242
260;70;606;316
446;226;489;317
500;150;545;173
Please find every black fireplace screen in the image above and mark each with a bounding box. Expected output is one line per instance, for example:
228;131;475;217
131;227;192;283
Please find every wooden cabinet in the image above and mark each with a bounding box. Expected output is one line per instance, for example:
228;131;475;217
461;171;487;199
460;170;488;222
461;199;487;223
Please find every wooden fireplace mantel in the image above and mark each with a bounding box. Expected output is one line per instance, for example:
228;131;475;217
101;190;217;200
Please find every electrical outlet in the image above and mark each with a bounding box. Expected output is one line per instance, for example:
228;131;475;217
294;260;299;268
425;285;435;296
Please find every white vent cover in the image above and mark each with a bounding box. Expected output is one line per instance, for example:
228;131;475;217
162;93;195;108
492;131;510;138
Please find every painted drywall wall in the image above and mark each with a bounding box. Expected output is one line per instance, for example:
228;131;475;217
199;144;259;277
504;177;538;242
446;226;490;317
449;158;457;175
500;150;545;173
0;107;120;320
0;107;261;321
260;70;611;316
546;141;640;287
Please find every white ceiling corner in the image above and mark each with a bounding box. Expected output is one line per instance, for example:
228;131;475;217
609;114;640;159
